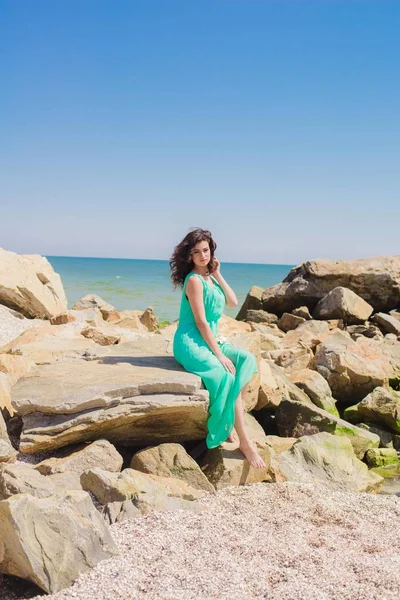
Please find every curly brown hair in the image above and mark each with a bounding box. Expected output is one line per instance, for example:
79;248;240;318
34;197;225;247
169;227;217;288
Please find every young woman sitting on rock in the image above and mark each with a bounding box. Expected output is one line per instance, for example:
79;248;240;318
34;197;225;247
170;227;265;468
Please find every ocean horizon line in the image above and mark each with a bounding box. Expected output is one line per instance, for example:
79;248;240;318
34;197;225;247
45;254;295;268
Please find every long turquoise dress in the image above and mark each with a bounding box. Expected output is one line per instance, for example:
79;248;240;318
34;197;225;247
173;272;258;449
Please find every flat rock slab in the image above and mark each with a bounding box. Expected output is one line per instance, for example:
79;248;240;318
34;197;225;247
12;340;210;453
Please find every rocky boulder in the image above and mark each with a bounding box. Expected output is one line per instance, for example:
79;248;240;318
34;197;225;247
372;313;400;336
0;490;118;593
278;432;383;493
130;443;215;493
314;332;393;403
235;286;264;321
0;248;67;319
344;387;400;434
290;369;339;416
312;287;373;324
261;256;400;314
275;399;380;458
0;412;16;464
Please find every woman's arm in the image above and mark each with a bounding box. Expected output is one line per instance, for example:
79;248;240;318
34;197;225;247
211;259;238;308
186;277;236;374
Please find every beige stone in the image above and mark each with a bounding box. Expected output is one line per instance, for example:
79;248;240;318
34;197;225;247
50;312;77;325
0;490;118;593
283;320;330;350
201;443;285;490
139;307;159;332
130;443;215;493
314;332;393;403
290;368;339;416
35;439;123;477
81;326;121;346
81;467;205;505
255;360;311;411
267;345;314;374
0;248;67;319
0;412;16;464
0;323;96;365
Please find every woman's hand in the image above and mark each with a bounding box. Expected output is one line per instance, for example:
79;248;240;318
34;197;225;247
217;353;236;375
211;256;221;275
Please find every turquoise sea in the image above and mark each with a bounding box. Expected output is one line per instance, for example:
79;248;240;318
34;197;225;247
46;257;294;323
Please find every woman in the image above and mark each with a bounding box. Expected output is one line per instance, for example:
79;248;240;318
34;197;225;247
170;227;266;468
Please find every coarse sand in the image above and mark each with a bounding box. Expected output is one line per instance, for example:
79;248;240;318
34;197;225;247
1;481;400;600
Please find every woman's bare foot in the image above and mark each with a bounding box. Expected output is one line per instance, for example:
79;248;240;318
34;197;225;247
227;428;238;443
239;440;266;469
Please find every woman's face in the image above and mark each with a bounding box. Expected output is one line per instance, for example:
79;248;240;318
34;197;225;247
190;241;211;269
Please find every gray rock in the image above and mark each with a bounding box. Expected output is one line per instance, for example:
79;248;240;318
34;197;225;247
278;432;383;493
0;490;118;593
275;399;380;458
262;256;400;314
243;309;278;325
292;306;312;320
372;313;400;336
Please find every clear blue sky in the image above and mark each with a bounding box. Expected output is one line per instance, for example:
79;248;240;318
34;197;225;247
1;0;399;265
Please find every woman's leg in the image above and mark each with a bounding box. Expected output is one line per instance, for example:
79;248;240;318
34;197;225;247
234;390;266;469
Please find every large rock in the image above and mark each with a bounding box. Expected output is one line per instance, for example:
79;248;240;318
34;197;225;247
277;313;306;332
35;439;123;478
313;287;373;324
372;313;400;336
0;491;118;593
262;256;400;314
130;443;215;494
282;320;330;350
344;387;400;434
255;360;311;411
81;467;204;505
0;248;67;319
0;323;96;364
290;369;339;416
267;345;314;374
236;286;264;321
314;332;393;403
278;432;383;493
365;447;399;468
0;463;76;500
275;399;380;458
0;412;16;464
0;373;13;415
201;443;284;490
243;310;278;325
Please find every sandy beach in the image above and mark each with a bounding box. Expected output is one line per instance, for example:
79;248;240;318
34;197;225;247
2;481;399;600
